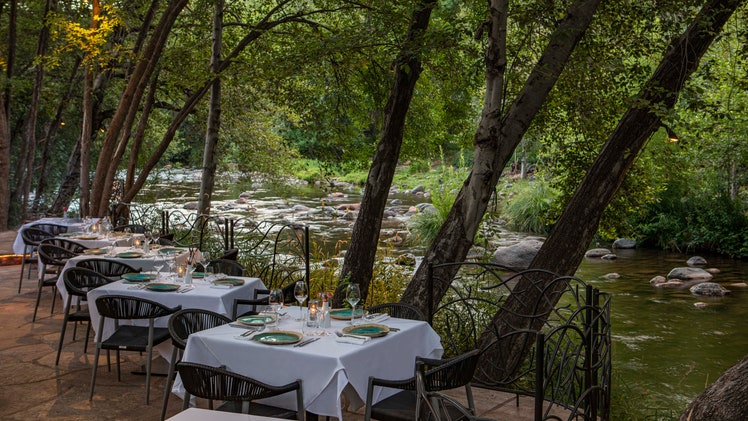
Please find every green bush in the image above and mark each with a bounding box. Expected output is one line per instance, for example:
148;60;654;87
501;179;559;234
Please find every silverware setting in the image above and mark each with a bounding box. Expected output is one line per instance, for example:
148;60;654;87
240;326;265;337
294;337;320;347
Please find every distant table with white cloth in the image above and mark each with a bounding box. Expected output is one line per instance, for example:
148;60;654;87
180;312;443;419
13;217;91;254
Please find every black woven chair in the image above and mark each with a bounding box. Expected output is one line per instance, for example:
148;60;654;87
56;267;113;365
41;237;89;254
76;258;141;278
114;224;148;234
33;223;69;236
34;244;76;322
202;259;245;277
218;248;240;261
232;281;296;319
176;361;305;420
18;227;54;293
364;349;481;421
90;295;181;404
368;303;425;321
160;309;232;421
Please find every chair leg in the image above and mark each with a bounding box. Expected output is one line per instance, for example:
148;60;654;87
83;321;92;354
32;278;44;322
50;286;57;315
116;350;121;381
55;302;71;366
90;345;102;400
145;344;153;404
18;251;27;293
160;347;179;421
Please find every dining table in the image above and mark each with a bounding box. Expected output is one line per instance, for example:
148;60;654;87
13;217;97;254
178;310;443;419
86;274;265;344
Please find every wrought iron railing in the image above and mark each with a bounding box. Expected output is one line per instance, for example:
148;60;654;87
427;262;611;421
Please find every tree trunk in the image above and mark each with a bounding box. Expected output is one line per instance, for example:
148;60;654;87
479;0;742;380
198;0;224;217
334;0;436;306
402;0;602;314
679;353;748;420
79;0;101;218
33;57;81;213
89;0;189;216
0;93;10;230
50;141;82;215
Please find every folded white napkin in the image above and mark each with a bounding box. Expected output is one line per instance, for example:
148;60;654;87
335;334;371;345
365;313;390;323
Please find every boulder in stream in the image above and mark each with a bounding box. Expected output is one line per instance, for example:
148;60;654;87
668;267;714;281
612;238;637;249
492;239;543;271
687;256;708;266
690;282;730;297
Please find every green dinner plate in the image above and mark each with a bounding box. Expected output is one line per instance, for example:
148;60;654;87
117;252;144;258
342;323;390;338
158;247;181;255
145;283;180;292
252;331;302;345
84;248;107;255
329;308;365;320
236;314;276;326
122;272;156;282
214;278;244;286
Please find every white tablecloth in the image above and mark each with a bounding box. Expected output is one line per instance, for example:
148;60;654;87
86;276;265;343
14;217;89;254
180;314;443;419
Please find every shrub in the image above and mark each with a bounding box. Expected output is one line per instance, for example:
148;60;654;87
501;179;559;234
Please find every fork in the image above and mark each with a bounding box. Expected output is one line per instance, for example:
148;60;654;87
241;326;264;337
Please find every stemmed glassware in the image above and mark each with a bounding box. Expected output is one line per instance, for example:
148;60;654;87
268;288;284;330
294;281;308;322
153;255;165;281
346;283;361;325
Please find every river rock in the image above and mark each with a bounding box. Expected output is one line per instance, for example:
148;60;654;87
612;238;636;249
389;198;402;206
654;280;684;288
492;239;543;270
690;282;730;296
602;273;620;279
706;267;721;274
416;203;437;214
395;253;416;266
650;275;667;285
585;248;612;258
693;302;709;308
601;254;618;260
668;267;714;281
408;185;425;194
183;201;199;210
728;282;748;288
239;191;252;198
687;256;707;266
291;204;310;212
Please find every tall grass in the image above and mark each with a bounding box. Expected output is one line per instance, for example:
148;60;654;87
501;179;559;234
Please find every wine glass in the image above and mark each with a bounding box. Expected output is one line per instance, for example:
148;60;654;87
294;281;309;321
346;284;361;325
152;255;165;280
199;251;212;280
268;289;284;330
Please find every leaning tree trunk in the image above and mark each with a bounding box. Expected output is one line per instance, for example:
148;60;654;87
402;0;602;314
477;0;743;380
334;0;436;307
679;353;748;420
0;93;10;230
197;0;224;217
89;0;189;216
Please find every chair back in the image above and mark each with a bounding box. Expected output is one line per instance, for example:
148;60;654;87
168;309;232;350
418;349;481;393
206;259;245;276
76;258;140;278
38;243;77;267
95;295;181;320
21;227;54;247
218;248;239;261
369;302;425;321
41;237;88;254
114;224;148;233
176;361;304;419
63;267;114;298
33;223;69;236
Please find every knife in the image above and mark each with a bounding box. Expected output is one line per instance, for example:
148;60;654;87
294;337;320;347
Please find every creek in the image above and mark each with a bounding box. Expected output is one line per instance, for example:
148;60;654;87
140;170;748;418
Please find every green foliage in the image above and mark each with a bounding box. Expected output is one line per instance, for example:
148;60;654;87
501;179;559;234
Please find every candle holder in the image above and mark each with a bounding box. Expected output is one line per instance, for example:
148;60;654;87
306;299;320;328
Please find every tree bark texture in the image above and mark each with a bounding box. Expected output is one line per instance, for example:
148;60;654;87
198;0;224;217
0;93;10;230
334;0;436;306
89;0;189;216
679;353;748;420
402;0;602;315
481;0;743;380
